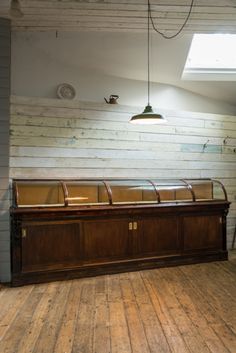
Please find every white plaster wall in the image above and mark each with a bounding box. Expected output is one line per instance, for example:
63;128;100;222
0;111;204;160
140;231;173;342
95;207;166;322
11;31;236;116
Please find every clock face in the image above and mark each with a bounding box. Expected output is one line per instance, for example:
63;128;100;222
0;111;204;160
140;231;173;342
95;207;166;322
57;83;76;100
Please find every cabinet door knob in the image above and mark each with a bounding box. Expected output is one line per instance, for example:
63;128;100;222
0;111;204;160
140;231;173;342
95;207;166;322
133;222;138;230
22;228;27;238
128;222;133;230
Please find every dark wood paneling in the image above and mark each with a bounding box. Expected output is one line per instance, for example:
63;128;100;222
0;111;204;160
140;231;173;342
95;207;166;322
82;219;130;262
11;200;230;286
21;221;82;272
135;216;179;257
183;214;222;251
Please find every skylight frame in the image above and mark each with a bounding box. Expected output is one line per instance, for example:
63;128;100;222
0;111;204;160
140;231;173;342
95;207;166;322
182;33;236;81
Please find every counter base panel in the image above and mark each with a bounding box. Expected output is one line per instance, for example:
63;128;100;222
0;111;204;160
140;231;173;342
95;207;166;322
11;251;228;287
11;201;229;286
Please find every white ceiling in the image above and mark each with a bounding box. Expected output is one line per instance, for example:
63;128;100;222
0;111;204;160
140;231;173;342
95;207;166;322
1;0;236;108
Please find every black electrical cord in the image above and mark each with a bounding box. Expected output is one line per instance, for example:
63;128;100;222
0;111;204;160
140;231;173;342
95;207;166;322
148;0;195;39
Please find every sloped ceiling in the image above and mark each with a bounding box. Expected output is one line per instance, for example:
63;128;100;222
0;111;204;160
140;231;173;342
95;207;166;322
1;0;236;108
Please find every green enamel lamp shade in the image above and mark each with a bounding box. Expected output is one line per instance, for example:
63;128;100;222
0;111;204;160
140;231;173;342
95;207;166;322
130;104;166;125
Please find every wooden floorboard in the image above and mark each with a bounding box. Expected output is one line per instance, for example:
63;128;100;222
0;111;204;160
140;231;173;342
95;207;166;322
0;260;236;353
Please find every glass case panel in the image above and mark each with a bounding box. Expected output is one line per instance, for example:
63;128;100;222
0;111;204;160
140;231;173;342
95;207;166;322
186;179;226;200
106;180;157;204
151;179;193;202
186;179;213;200
15;180;65;207
65;181;110;206
212;180;227;200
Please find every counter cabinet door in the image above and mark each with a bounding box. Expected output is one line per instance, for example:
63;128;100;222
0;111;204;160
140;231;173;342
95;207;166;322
82;219;131;263
21;221;82;272
133;216;180;257
183;214;223;252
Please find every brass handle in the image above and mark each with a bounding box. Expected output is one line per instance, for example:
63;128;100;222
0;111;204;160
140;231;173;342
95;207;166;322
128;222;138;230
22;228;27;238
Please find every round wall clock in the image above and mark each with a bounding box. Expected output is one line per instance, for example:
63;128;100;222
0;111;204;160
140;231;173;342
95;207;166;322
57;83;76;100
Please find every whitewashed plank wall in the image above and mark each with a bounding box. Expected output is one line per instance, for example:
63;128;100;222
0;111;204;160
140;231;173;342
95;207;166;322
10;96;236;251
1;0;236;33
0;18;10;282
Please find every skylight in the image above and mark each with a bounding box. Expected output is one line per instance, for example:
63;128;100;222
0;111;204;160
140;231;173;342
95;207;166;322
182;34;236;81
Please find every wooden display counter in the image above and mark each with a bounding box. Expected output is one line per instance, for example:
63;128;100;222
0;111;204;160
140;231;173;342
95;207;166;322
10;178;230;286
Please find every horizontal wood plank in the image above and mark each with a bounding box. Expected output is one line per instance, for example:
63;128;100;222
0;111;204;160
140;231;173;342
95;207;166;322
0;0;235;33
0;17;10;283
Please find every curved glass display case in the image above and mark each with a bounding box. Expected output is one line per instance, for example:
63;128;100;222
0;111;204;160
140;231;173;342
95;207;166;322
12;178;227;208
10;177;230;286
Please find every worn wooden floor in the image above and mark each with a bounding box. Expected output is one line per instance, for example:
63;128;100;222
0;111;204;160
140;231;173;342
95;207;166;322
0;260;236;353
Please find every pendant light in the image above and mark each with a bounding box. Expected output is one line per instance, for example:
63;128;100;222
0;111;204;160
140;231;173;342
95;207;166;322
130;0;166;124
9;0;23;19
